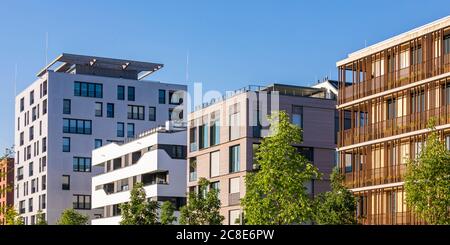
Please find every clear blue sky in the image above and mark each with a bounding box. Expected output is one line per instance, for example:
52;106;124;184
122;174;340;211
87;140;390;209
0;0;448;150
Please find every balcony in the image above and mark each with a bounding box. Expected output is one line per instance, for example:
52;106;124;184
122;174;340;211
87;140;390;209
340;105;450;147
344;164;406;189
340;55;450;104
228;192;240;206
358;211;424;225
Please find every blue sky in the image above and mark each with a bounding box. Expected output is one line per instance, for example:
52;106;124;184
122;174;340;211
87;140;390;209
0;0;448;150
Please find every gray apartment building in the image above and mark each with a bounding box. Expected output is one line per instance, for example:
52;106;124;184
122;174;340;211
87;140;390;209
187;82;339;225
14;53;186;224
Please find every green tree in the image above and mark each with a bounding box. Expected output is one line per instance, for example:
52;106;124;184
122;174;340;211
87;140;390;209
313;167;357;224
4;206;24;225
179;178;224;225
242;111;320;225
120;182;159;225
404;119;450;225
36;210;48;225
160;201;177;225
57;209;89;225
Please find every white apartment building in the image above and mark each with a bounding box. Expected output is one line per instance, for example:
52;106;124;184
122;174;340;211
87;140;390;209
91;122;187;225
14;53;186;224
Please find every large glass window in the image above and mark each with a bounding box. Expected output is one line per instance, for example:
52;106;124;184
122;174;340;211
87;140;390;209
73;157;92;172
445;35;450;54
74;81;103;98
229;103;240;140
94;139;103;149
189;158;197;182
210;151;220;177
127;105;145;120
63;119;92;134
229;145;240;173
30;90;34;105
149;107;156;121
199;123;208;149
127;123;135;138
387;98;396;119
128;86;135;101
62;175;70;190
292;106;303;128
345;153;352;173
411;90;425;113
210;112;220;146
159;89;166;104
117;122;125;137
95;102;103;117
63;99;71;114
189;127;197;152
107;103;114;118
117;85;125;100
63;137;70;152
73;195;91;210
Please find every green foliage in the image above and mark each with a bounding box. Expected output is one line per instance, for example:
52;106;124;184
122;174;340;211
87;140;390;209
404;119;450;225
4;206;24;225
160;201;177;225
313;168;357;224
242;111;320;225
57;209;89;225
36;210;48;225
179;178;224;225
120;182;159;225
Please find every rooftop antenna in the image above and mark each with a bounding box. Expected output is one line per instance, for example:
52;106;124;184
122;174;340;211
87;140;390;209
45;32;49;65
185;50;189;82
14;64;17;97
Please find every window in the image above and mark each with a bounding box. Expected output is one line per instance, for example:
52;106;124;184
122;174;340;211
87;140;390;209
229;145;240;173
127;123;135;138
127;105;145;120
73;195;91;210
210;181;220;191
445;35;450;54
20;132;24;146
27;145;31;160
229;103;240;140
117;85;125;100
169;90;182;105
73;157;92;172
446;135;450;151
107;103;114;118
411;90;425;113
387;98;396;119
42;137;47;153
42;99;47;115
168;108;173;121
32;107;37;121
210;151;220;177
18;167;24;180
189;127;198;152
95;139;103;149
42;175;46;190
345;153;352;173
31;179;36;193
113;157;122;170
132;151;141;164
29;162;33;177
40;194;46;209
159;89;166;104
63;137;71;152
63;118;92;134
42;81;47;96
199;123;209;149
74;81;103;98
29;126;34;141
63;99;71;114
229;210;241;225
210;113;220;146
120;179;129;191
292;106;303;128
411;45;423;65
117;122;125;137
128;86;135;101
19;200;25;214
20;97;24;112
95;102;103;117
62;175;70;190
30;90;34;105
229;177;240;194
149;107;156;121
400;50;410;69
189;158;197;182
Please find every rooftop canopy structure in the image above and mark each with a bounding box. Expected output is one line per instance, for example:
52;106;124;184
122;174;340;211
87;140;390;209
37;53;164;80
